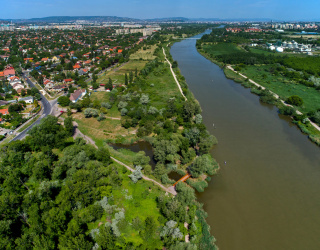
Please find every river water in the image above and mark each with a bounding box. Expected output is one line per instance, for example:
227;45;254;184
170;32;320;250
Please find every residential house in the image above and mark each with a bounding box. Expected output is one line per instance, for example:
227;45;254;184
78;68;88;76
69;89;87;103
63;79;74;84
0;109;9;115
3;65;15;77
52;56;60;62
0;100;9;106
18;96;34;104
73;64;81;70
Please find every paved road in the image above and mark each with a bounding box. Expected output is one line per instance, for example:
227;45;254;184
11;73;55;142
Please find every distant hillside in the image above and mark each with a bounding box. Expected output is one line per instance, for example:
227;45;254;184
145;17;190;22
4;16;141;23
0;16;279;24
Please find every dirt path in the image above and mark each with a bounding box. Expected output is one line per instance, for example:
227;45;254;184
72;122;177;196
162;47;187;101
227;65;320;133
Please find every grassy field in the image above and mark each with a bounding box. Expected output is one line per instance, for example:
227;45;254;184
142;64;183;108
73;111;137;147
98;61;147;84
248;47;306;57
97;45;157;85
239;65;320;113
90;91;110;103
129;45;157;60
203;43;242;57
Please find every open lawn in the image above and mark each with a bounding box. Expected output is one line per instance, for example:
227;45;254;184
240;65;320;113
98;61;147;84
73;112;137;147
203;43;242;57
248;47;306;57
90;91;110;103
97;45;158;85
130;45;157;60
142;64;183;108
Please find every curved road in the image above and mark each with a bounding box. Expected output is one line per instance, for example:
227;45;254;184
11;73;55;142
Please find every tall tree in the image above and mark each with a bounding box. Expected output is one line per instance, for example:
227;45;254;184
124;73;128;85
64;117;74;136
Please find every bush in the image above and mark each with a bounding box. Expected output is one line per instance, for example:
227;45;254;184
129;166;143;183
286;95;303;106
101;102;112;109
311;111;320;125
279;105;296;116
188;154;215;178
84;108;99;118
186;179;208;192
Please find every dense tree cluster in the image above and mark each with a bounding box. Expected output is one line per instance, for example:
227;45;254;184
0;115;217;249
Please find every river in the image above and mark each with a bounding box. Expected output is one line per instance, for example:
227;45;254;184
170;31;320;250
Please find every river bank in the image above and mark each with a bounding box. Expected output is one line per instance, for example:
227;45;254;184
67;29;220;249
197;45;320;146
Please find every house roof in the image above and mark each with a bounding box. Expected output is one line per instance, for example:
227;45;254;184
4;66;15;76
18;96;33;102
70;89;86;101
0;109;9;115
0;100;9;106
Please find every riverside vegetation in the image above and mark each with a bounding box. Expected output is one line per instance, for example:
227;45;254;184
197;27;320;145
1;24;219;249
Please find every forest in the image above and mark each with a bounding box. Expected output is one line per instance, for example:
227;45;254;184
0;115;217;249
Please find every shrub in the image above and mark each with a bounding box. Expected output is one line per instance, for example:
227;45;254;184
101;102;112;109
129;166;143;183
84;108;99;118
187;179;208;192
279;105;296;116
286;95;303;106
311;111;320;125
121;108;128;116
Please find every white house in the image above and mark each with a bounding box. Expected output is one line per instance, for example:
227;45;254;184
18;96;34;104
69;89;87;103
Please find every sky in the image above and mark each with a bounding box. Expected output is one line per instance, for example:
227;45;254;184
1;0;320;21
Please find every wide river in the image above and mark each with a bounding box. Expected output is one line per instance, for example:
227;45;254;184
170;31;320;250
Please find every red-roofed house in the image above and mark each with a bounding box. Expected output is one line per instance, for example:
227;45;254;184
3;65;15;77
73;64;81;70
64;79;74;83
0;109;9;115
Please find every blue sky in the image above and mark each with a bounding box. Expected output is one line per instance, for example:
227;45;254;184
1;0;319;21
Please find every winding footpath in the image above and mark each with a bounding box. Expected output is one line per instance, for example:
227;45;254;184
72;121;177;196
162;47;187;101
